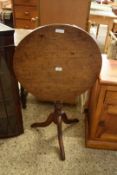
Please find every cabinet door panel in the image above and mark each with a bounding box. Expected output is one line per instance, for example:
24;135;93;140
96;106;117;141
40;0;91;30
107;104;117;114
105;91;117;105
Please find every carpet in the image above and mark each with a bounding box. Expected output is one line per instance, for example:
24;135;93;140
0;94;117;175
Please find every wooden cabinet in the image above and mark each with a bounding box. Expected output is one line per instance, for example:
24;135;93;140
12;0;40;29
12;0;91;30
40;0;91;30
86;55;117;150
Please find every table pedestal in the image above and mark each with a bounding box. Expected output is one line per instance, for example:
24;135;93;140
31;102;79;160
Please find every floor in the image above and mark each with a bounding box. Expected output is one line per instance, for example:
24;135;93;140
0;94;117;175
0;25;117;175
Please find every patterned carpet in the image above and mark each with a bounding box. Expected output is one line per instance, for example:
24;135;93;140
0;94;117;175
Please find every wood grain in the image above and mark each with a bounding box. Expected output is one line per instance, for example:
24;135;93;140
13;24;102;104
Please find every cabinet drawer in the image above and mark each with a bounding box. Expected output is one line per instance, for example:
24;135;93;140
13;0;37;6
107;105;117;114
105;91;117;105
14;6;38;20
15;19;37;29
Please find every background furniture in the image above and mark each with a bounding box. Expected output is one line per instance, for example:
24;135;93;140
0;23;24;138
12;0;91;30
106;19;117;59
13;24;101;160
107;31;117;59
86;54;117;150
112;19;117;32
0;0;13;27
39;0;91;30
0;0;11;9
12;0;40;29
90;2;117;52
96;0;114;4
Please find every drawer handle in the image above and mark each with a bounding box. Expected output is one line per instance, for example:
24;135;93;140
24;11;29;15
24;26;30;29
31;17;39;21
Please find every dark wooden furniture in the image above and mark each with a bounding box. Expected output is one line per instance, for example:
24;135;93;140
13;24;101;160
86;54;117;150
0;23;24;138
12;0;40;29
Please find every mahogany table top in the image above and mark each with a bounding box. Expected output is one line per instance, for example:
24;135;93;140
13;24;102;104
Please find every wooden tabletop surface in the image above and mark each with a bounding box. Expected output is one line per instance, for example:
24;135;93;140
13;24;102;104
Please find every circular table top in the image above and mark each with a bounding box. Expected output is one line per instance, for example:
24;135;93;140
13;24;102;104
